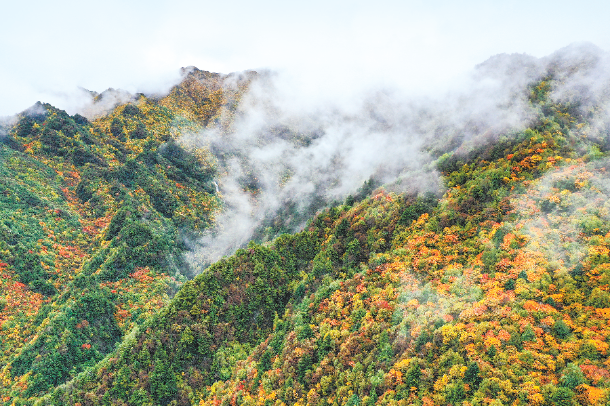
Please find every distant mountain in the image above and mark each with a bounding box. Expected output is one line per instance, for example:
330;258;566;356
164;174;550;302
2;44;610;405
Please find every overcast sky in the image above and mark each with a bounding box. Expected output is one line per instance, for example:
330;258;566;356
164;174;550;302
1;0;609;117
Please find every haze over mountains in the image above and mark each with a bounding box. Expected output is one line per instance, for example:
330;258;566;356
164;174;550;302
1;43;610;405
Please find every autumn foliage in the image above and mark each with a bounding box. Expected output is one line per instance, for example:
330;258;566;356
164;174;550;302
2;62;610;406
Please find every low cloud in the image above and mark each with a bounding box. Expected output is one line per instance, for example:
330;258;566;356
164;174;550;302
0;116;17;139
76;88;136;120
181;49;556;269
183;43;610;271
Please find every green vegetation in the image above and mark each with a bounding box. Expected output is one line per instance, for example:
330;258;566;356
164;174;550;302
1;61;610;406
0;69;248;401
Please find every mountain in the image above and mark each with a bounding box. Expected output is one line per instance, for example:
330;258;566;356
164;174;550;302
2;44;610;405
0;67;253;401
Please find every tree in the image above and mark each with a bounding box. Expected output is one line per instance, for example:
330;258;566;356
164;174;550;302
110;117;125;140
445;382;465;405
553;320;571;340
378;331;393;365
405;362;421;389
122;104;141;117
150;349;178;404
560;363;585;389
464;362;482;388
551;387;575;406
131;123;148;139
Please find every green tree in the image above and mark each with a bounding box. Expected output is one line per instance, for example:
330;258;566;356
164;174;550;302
110;117;125;140
150;349;178;404
464;362;482;388
559;363;585;389
378;331;393;365
131;123;148;139
405;362;421;389
551;387;575;406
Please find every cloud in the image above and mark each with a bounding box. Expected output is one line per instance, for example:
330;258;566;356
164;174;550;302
180;47;556;269
76;88;136;119
3;1;610;118
181;42;610;271
539;43;610;153
510;155;610;286
0;116;17;139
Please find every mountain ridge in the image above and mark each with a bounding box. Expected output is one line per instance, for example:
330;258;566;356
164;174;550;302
1;45;610;405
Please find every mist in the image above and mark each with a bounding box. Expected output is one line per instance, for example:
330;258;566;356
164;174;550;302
178;43;610;272
180;48;557;269
0;116;17;140
5;0;610;119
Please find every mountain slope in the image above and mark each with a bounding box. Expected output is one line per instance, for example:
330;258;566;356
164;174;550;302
2;45;610;406
0;69;252;401
44;67;610;405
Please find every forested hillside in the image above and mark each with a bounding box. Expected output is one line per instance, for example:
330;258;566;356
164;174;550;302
2;45;610;405
0;68;253;402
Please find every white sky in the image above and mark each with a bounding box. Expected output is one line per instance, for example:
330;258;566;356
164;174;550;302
1;0;609;117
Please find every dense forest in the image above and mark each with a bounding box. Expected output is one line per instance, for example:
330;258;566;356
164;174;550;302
2;45;610;405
